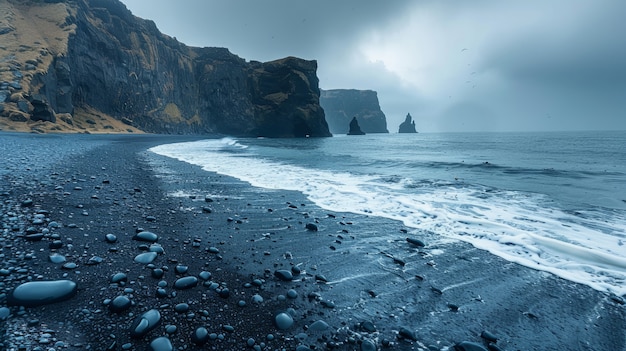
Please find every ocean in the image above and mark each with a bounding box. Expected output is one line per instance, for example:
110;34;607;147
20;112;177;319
150;131;626;297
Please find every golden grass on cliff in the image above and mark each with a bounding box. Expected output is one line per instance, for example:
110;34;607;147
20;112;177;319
0;1;75;91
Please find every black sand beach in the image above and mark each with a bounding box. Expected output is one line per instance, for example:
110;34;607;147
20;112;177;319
1;133;624;351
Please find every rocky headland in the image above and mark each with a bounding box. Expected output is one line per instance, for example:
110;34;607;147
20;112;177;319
0;0;330;137
320;89;388;135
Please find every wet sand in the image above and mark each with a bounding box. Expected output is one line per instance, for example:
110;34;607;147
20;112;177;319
0;133;624;351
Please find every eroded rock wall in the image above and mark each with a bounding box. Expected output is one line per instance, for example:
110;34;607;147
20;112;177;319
320;89;388;134
0;0;330;137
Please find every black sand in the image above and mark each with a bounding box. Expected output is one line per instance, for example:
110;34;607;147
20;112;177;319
0;133;624;351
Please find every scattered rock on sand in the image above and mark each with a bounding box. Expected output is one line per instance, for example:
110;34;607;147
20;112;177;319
8;280;78;307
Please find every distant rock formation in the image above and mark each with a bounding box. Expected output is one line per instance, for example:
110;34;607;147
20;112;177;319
0;0;331;137
398;113;418;133
320;89;388;134
347;117;365;135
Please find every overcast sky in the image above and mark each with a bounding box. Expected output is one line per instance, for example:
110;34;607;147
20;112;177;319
120;0;626;132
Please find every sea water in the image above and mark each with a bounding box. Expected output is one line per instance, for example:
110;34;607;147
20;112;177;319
150;131;626;296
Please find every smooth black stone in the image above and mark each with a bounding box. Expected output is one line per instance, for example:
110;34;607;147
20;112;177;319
315;274;328;282
25;233;44;241
152;268;164;279
305;223;318;231
134;252;157;264
0;307;10;320
149;244;164;253
111;273;128;284
274;270;293;281
275;312;294;330
360;321;377;333
406;237;426;247
198;271;211;280
217;288;230;298
174;303;189;313
49;254;66;263
398;327;418;341
480;330;498;343
21;199;34;207
175;265;188;274
105;234;117;243
132;231;159;243
8;280;78;307
149;337;173;351
173;276;198;290
165;325;177;334
62;262;77;270
109;296;132;313
192;327;209;345
87;256;103;265
130;309;161;338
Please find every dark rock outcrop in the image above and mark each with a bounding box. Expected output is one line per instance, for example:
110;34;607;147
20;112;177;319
1;0;331;137
347;116;365;135
398;113;418;133
320;89;388;134
29;94;56;123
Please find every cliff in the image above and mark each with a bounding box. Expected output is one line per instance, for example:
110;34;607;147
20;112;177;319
319;89;388;135
0;0;331;137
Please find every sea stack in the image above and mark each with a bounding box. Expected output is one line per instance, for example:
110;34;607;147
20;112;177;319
398;113;418;133
347;117;366;135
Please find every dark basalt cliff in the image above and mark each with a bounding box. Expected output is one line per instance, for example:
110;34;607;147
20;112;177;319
0;0;331;137
320;89;388;134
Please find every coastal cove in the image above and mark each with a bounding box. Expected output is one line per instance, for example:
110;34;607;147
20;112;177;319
1;132;624;350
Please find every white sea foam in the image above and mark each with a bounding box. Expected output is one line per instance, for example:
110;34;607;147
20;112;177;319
150;138;626;296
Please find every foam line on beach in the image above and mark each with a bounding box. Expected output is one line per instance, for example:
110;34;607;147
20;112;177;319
150;138;626;296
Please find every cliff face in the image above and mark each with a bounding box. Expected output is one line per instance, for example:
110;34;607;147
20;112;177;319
0;0;331;137
319;89;388;134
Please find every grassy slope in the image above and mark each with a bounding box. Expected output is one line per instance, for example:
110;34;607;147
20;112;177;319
0;1;142;134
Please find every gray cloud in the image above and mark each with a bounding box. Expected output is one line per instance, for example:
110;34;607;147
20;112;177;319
121;0;626;132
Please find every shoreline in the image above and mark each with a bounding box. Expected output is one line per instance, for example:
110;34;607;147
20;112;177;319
0;133;624;350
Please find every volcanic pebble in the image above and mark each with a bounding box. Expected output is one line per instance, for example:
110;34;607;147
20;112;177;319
109;296;132;313
134;252;158;264
275;312;294;330
149;336;173;351
274;270;293;281
192;327;209;345
133;231;159;242
174;276;198;290
130;309;161;338
49;254;66;263
8;280;78;307
111;272;128;284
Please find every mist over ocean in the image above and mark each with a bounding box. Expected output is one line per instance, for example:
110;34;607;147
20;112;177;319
150;131;626;296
